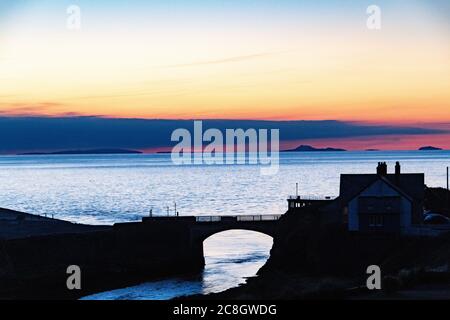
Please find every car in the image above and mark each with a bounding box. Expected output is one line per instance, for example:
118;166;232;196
424;213;450;225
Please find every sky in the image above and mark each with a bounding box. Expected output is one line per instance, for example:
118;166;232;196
0;1;449;151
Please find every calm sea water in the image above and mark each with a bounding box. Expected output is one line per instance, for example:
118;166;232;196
0;151;449;299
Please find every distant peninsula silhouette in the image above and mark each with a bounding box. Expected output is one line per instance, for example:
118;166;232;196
283;145;346;152
418;146;443;151
19;148;143;155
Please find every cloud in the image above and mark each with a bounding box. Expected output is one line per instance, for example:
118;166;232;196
0;105;45;116
0;102;85;117
0;116;445;154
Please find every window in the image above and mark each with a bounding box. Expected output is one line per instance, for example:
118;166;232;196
369;215;384;227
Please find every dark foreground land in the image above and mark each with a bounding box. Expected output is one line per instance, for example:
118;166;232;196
187;188;450;300
1;188;450;300
192;225;450;300
0;209;205;299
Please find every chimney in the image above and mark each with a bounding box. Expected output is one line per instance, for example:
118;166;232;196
395;162;401;176
395;161;401;184
376;162;387;176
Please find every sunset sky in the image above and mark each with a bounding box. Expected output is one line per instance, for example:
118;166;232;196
0;0;449;151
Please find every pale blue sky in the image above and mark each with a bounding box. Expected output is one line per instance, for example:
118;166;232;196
1;0;449;124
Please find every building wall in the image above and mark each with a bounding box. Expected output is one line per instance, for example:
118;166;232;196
358;210;400;233
348;200;359;231
400;197;412;229
348;180;412;232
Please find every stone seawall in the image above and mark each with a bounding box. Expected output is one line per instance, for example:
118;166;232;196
0;220;205;300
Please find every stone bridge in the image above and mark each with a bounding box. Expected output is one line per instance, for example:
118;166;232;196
186;215;280;243
114;214;282;276
141;214;280;243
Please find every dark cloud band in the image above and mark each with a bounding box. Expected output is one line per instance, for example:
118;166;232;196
0;116;444;154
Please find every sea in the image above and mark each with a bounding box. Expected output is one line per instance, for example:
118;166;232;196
0;151;448;299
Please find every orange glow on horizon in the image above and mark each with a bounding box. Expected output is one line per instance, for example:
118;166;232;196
1;1;449;127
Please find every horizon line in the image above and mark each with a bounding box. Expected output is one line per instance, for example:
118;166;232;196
3;147;449;156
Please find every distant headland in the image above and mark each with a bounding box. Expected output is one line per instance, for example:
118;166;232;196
18;149;143;155
283;145;347;152
418;146;443;151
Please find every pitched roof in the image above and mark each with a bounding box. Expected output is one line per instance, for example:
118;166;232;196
339;173;424;205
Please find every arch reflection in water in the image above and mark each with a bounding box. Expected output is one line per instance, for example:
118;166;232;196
81;230;273;300
201;230;274;294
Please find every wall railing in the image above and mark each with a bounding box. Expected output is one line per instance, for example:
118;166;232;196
195;214;282;223
288;195;336;201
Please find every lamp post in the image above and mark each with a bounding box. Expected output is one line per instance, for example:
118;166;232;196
447;167;449;214
447;167;449;191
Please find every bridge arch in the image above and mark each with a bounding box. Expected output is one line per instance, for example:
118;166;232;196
201;229;274;293
202;228;274;244
190;220;278;245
